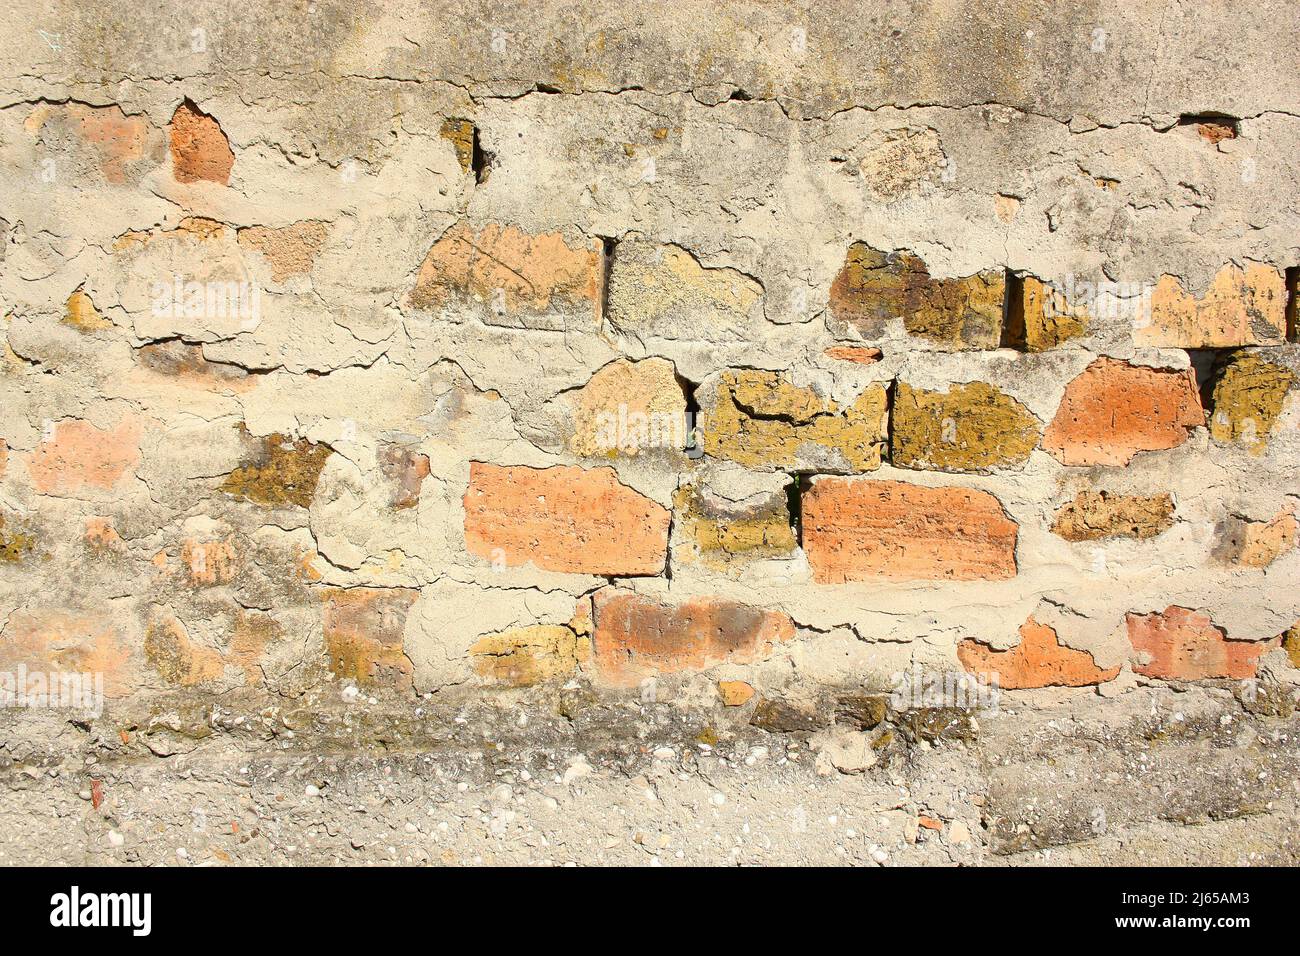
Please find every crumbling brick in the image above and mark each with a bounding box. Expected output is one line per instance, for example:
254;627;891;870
1208;353;1296;454
321;587;419;687
409;222;602;323
169;101;235;185
470;624;590;686
27;417;143;496
221;430;332;508
1051;490;1176;541
564;358;687;458
1139;263;1286;348
700;370;887;471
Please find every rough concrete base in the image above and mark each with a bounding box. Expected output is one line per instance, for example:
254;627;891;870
2;684;1295;866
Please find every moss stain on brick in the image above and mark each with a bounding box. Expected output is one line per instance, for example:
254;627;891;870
471;624;591;686
221;429;332;508
702;370;887;470
891;380;1040;472
1208;353;1296;454
829;243;1005;348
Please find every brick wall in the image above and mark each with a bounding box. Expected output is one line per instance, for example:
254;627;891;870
1;0;1298;718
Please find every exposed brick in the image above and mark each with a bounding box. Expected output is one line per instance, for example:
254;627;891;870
221;430;332;508
27;417;143;495
674;483;796;569
439;118;476;174
1042;357;1202;466
378;443;430;509
891;381;1041;472
1;610;133;698
463;463;670;575
857;127;944;201
591;590;794;686
181;537;239;586
409;222;601;322
719;680;756;706
700;370;887;471
1127;606;1278;680
958;617;1120;689
1138;263;1286;347
1213;510;1298;567
321;587;419;687
824;345;883;365
802;478;1018;583
606;239;763;340
135;340;252;389
565;358;687;458
144;612;224;686
1188;118;1237;144
1208;353;1296;455
470;624;590;686
169;101;234;185
228;610;280;685
237;221;330;281
1051;490;1175;541
1010;276;1088;351
63;288;112;332
83;517;123;551
829;243;1005;349
0;513;35;563
28;102;157;185
1284;623;1300;669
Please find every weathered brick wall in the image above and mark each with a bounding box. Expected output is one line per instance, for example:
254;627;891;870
1;0;1299;719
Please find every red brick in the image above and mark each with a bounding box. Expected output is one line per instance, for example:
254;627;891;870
958;616;1120;689
1042;357;1202;466
592;590;794;686
463;463;669;575
1127;606;1278;680
802;478;1017;583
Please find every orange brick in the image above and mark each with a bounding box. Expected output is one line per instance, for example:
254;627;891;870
1042;358;1202;466
1127;606;1278;680
463;463;669;575
592;590;794;686
0;610;133;699
719;679;756;706
169;101;234;185
823;345;883;365
958;616;1120;689
27;417;142;495
409;222;601;320
802;478;1017;583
